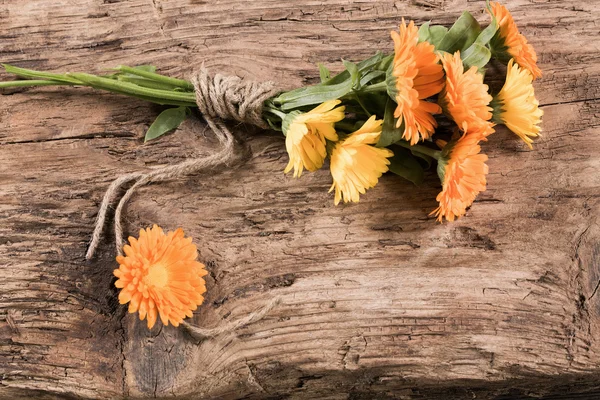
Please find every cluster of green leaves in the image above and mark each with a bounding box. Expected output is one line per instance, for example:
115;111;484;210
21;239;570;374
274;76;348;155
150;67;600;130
418;11;498;71
269;52;391;113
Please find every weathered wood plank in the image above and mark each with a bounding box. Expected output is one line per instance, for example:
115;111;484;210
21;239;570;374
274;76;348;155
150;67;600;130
1;0;599;398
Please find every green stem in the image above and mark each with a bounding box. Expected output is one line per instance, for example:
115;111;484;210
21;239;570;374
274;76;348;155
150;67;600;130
67;73;197;105
264;106;286;120
114;66;194;91
0;77;196;107
353;93;372;117
117;76;182;91
0;80;76;89
396;140;441;160
2;64;82;84
359;81;387;94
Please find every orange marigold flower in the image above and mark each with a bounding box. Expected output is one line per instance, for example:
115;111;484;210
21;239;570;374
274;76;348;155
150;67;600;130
284;100;345;178
431;126;489;222
388;19;445;145
329;116;393;205
488;1;542;80
492;59;543;149
114;225;207;329
439;51;495;140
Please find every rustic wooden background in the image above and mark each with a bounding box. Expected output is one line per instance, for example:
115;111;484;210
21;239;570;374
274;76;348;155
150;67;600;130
1;0;599;399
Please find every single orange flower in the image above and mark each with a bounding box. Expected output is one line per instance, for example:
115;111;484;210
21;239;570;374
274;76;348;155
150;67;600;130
388;19;445;145
439;52;495;140
114;225;207;329
431;125;489;222
488;1;542;80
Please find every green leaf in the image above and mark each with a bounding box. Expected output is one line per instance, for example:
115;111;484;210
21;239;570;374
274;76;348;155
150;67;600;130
461;42;492;71
475;16;498;46
274;52;389;110
357;91;389;117
357;52;387;72
318;63;331;83
418;22;432;42
418;22;451;50
437;11;481;53
278;80;353;111
428;26;449;49
373;54;393;72
321;53;386;86
388;146;425;185
377;98;404;148
144;106;189;142
359;70;385;87
343;59;360;88
411;149;434;169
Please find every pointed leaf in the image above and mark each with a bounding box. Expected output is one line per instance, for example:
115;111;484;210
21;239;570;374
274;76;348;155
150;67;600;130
324;52;386;86
418;22;432;42
278;79;353;111
429;26;449;49
343;59;360;88
144;106;188;142
476;16;498;46
411;149;434;169
377;98;404;148
461;43;492;71
359;70;385;87
437;11;481;53
419;23;448;49
388;146;425;185
318;63;331;83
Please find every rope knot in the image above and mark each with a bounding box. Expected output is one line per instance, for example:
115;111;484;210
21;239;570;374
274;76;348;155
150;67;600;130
191;68;275;129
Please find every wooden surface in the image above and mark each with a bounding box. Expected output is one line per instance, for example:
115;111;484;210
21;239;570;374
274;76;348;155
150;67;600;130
1;0;599;399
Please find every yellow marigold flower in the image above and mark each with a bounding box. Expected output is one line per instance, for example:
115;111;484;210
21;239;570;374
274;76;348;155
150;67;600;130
389;19;445;145
431;126;489;222
284;100;345;177
114;225;207;329
492;59;543;149
488;1;542;80
329;116;393;205
439;51;495;140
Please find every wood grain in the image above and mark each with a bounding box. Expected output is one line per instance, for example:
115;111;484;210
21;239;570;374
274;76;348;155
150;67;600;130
1;0;599;398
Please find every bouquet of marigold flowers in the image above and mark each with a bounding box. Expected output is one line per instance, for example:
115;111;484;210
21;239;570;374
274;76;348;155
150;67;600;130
1;1;542;223
0;1;543;329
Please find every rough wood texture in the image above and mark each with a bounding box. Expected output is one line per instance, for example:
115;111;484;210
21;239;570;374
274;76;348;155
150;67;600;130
1;0;599;399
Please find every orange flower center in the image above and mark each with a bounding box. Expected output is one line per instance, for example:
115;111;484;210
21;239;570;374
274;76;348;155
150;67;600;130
145;263;169;288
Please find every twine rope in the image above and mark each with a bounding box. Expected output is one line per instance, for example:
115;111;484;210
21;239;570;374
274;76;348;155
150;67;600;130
85;68;277;259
